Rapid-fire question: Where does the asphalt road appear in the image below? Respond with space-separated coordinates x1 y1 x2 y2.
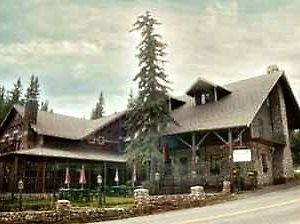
91 185 300 224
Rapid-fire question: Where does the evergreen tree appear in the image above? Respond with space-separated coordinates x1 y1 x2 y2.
91 91 104 119
0 85 7 122
41 100 49 112
25 75 40 101
127 89 135 110
125 11 172 180
9 78 22 105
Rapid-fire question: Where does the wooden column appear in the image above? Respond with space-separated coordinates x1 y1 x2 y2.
103 161 107 205
228 129 233 185
214 87 218 102
191 132 196 171
10 157 18 199
35 162 41 193
42 161 46 193
0 162 4 193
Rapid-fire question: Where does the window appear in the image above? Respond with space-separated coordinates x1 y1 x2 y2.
261 154 268 173
179 157 188 174
210 154 221 175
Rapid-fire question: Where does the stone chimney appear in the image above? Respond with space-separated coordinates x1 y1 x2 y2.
22 99 38 149
267 65 285 76
24 99 38 125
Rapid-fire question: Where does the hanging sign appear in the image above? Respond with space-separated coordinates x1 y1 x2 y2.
233 149 252 162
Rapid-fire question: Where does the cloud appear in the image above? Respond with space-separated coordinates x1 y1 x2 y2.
0 0 300 117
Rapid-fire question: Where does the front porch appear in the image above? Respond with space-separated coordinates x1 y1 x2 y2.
160 127 279 193
0 147 127 199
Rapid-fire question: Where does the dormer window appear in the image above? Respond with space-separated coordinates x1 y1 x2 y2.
186 77 231 106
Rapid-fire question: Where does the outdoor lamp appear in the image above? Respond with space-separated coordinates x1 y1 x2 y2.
18 179 24 191
97 174 103 185
155 172 160 182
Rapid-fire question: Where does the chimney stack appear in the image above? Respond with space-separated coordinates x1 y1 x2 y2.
22 98 38 149
24 98 38 125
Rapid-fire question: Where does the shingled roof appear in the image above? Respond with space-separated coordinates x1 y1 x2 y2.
165 72 300 135
13 105 125 140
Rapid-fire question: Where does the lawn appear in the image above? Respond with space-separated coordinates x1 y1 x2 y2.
0 196 134 212
71 196 134 208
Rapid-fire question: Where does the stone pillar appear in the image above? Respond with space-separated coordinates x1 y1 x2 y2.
222 180 231 194
56 199 71 211
190 186 205 198
277 84 294 179
270 83 294 182
134 188 150 208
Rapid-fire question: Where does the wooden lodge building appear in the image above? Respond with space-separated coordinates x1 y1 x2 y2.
161 68 300 192
0 103 127 194
0 66 300 195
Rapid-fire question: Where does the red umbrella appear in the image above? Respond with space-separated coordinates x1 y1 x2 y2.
79 165 86 189
64 167 70 188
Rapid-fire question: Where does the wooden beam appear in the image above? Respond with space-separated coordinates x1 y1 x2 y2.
233 128 246 144
196 132 210 149
176 136 192 149
213 131 228 145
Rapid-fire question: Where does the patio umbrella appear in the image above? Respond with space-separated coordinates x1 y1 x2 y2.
64 167 70 188
114 168 119 185
79 165 86 189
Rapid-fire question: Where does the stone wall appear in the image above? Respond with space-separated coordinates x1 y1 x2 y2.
0 189 233 224
251 142 274 185
270 83 294 181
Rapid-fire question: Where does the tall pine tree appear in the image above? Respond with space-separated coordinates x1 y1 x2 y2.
9 78 23 105
126 11 172 180
91 91 104 119
25 75 40 108
41 100 49 111
0 85 7 122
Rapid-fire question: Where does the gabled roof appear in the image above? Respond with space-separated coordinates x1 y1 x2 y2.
165 72 300 135
186 77 231 97
12 105 125 140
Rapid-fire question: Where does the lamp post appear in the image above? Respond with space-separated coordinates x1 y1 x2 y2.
18 179 24 211
154 172 160 194
97 174 103 207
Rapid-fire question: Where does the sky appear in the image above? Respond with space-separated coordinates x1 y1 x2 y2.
0 0 300 118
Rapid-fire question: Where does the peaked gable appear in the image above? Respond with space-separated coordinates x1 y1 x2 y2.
165 72 300 135
2 105 126 140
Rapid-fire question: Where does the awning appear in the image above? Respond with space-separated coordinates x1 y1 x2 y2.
2 147 126 163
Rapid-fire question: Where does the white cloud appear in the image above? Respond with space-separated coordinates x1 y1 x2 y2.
1 0 300 117
0 40 102 58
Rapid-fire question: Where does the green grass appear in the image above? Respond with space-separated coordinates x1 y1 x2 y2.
0 196 133 212
0 199 52 211
71 196 134 208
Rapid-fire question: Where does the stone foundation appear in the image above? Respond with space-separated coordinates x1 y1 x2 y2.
0 189 233 224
